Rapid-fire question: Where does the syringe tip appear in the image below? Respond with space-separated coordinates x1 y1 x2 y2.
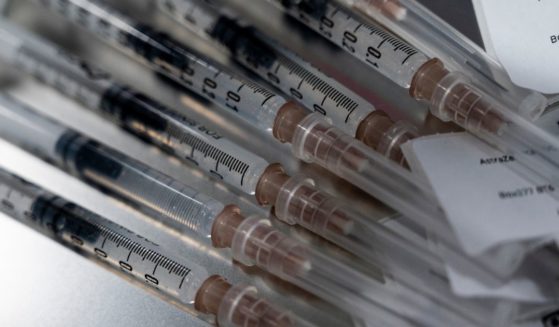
274 177 356 235
195 275 233 314
196 276 296 327
273 102 310 144
255 164 291 207
232 217 311 276
211 207 311 276
411 58 506 134
211 205 244 248
357 111 417 164
409 58 448 101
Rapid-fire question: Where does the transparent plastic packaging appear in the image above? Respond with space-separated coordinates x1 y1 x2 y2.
3 4 543 288
0 21 457 291
27 0 428 196
273 0 546 119
276 107 447 236
270 175 522 325
30 0 284 134
272 175 439 267
30 0 469 248
270 0 429 89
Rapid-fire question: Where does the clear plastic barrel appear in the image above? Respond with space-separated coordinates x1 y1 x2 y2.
0 167 208 306
270 0 429 89
0 94 224 241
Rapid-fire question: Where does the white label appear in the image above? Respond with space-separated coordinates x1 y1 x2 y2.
402 132 558 255
472 0 559 93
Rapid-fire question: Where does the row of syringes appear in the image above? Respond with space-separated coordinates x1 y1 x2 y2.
67 0 559 279
23 0 449 230
0 93 512 327
1 0 558 325
0 166 307 327
0 15 527 292
17 0 537 283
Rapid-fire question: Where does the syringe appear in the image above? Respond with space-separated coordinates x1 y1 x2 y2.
0 93 499 327
156 0 415 163
270 0 559 194
0 167 304 327
336 0 548 120
0 19 452 289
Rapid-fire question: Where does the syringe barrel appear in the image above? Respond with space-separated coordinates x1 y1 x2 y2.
273 0 429 89
1 167 320 327
0 20 112 109
31 0 286 133
55 132 225 239
0 95 224 241
0 168 208 305
100 85 269 194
